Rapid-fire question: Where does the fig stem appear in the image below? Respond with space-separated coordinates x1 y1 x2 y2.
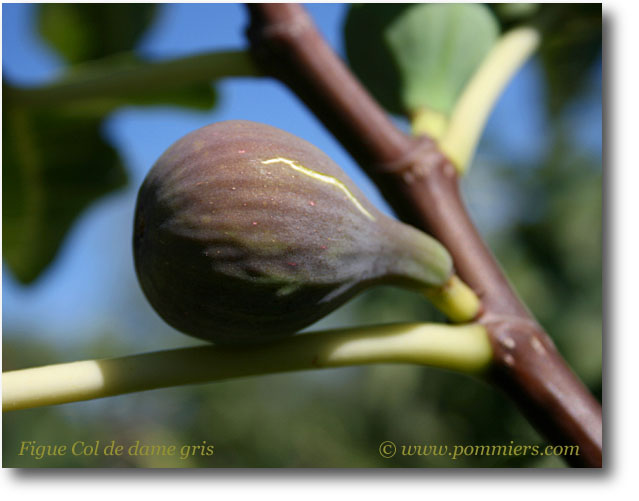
424 275 481 323
8 50 260 108
416 27 540 173
3 323 491 412
410 108 448 140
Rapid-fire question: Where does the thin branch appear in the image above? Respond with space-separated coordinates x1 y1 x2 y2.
246 3 601 468
7 50 260 108
3 323 491 412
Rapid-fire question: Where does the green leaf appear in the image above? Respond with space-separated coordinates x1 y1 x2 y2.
2 97 127 283
345 4 499 116
38 3 156 64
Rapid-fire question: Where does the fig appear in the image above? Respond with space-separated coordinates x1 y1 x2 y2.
133 120 454 344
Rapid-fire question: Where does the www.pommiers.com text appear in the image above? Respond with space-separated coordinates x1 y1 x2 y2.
378 440 579 460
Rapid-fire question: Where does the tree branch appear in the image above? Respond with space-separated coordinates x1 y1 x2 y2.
246 3 602 468
8 50 259 109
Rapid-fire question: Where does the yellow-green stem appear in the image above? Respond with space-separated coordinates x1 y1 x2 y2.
411 108 448 140
427 27 540 173
3 323 492 412
424 275 481 323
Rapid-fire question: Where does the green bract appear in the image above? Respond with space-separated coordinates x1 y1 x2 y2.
133 120 453 344
345 3 499 115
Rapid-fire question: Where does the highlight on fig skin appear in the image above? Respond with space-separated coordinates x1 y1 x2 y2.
133 120 469 345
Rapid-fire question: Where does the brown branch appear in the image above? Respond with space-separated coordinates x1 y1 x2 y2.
246 4 602 468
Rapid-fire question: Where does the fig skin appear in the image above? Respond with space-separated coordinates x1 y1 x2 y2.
134 120 452 344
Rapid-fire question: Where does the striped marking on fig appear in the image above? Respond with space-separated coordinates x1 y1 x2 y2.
261 157 375 221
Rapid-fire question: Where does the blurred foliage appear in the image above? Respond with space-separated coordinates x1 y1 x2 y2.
2 101 127 283
344 3 499 116
488 3 602 115
38 3 157 64
2 3 217 283
3 4 600 467
488 139 603 394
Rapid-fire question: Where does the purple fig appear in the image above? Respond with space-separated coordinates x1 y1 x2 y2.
133 120 453 344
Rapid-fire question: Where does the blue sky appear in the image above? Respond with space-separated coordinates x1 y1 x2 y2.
2 3 601 346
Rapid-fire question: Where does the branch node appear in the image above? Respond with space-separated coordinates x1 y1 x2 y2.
260 15 312 42
376 136 446 178
482 314 557 373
